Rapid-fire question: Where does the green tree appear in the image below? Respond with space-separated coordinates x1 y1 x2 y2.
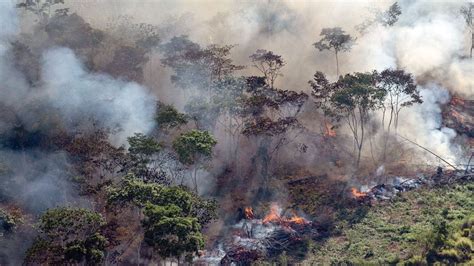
25 207 107 265
107 175 217 261
313 27 355 76
374 69 422 161
172 130 217 193
125 133 168 184
155 103 188 130
142 203 204 263
310 71 385 167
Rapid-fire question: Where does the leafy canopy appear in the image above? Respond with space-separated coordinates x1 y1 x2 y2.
25 207 107 265
172 130 217 165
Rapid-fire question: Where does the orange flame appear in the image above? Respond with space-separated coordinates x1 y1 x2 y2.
262 204 280 224
351 188 368 198
324 121 337 137
244 207 254 219
262 203 309 225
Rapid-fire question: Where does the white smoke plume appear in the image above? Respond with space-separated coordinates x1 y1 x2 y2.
67 0 472 165
42 47 156 145
350 0 471 164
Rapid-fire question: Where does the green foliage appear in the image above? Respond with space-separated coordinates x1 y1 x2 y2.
172 130 217 165
125 133 168 183
107 175 217 224
107 174 163 207
107 175 216 260
142 203 204 260
155 103 188 129
128 133 161 157
25 207 107 264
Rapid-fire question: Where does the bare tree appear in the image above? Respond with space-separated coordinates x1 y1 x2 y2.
313 27 355 77
249 49 285 88
461 3 474 58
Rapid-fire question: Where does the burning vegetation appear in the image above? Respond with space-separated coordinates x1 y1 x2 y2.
0 0 473 265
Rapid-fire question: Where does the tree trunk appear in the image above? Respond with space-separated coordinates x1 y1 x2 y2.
335 51 339 77
193 165 198 194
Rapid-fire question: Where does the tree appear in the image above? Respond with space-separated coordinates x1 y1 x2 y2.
375 69 422 132
250 49 286 88
461 3 474 58
16 0 66 24
124 133 168 184
313 27 356 76
378 2 402 27
25 207 107 265
107 175 217 262
310 71 385 167
160 36 244 91
155 103 188 131
374 69 422 161
142 203 203 263
241 77 308 186
172 130 217 193
356 2 402 34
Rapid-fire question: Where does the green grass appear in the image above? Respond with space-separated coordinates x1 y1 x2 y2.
305 183 474 264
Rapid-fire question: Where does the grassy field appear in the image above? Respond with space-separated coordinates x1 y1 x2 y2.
303 183 474 264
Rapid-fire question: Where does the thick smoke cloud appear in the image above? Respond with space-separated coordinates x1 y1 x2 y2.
42 48 156 145
0 0 156 216
349 0 471 164
67 0 471 165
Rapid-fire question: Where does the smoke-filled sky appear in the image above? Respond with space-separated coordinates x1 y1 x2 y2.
67 0 472 164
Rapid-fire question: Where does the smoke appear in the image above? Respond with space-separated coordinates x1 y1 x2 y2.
42 47 156 145
349 0 471 164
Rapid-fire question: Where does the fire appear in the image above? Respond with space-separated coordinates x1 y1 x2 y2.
262 203 308 225
324 121 336 137
287 215 307 225
351 188 368 198
244 207 254 219
262 204 280 224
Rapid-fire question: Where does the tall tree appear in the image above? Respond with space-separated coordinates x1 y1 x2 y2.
249 49 286 88
375 69 422 132
461 3 474 58
242 77 308 186
310 71 385 167
374 69 422 161
172 130 217 193
313 27 355 76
